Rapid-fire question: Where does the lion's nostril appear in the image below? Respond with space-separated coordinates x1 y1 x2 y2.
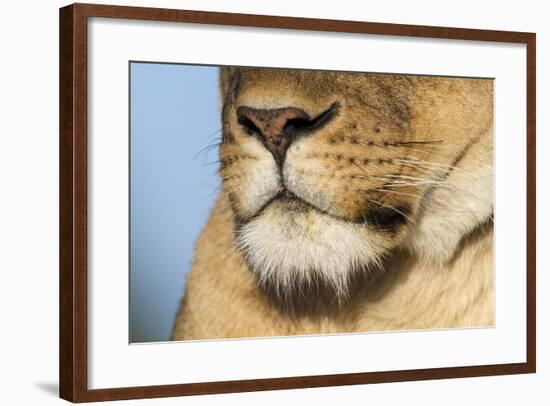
236 114 261 136
284 104 338 138
236 103 338 165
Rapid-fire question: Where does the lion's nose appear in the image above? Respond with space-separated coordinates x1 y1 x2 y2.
236 106 310 165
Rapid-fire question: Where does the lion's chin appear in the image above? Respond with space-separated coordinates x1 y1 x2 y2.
234 201 383 299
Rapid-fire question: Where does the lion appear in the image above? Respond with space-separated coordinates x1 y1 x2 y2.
172 67 493 340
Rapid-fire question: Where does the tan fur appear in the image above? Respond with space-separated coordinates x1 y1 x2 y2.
172 68 493 340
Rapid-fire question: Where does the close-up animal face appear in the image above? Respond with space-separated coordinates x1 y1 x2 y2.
218 67 493 297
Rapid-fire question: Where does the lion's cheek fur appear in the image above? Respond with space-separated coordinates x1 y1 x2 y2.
403 131 494 265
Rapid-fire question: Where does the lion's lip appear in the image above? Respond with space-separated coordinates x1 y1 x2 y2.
271 186 358 224
269 188 328 215
260 188 313 214
259 182 348 223
273 189 299 202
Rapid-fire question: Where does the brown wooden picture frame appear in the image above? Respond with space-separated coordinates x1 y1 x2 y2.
59 3 536 402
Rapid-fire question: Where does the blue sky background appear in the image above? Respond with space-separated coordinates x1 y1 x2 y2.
130 62 220 343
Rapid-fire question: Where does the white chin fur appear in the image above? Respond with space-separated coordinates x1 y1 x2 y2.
235 203 383 297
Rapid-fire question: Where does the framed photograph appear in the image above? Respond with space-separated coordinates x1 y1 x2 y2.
59 3 536 402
